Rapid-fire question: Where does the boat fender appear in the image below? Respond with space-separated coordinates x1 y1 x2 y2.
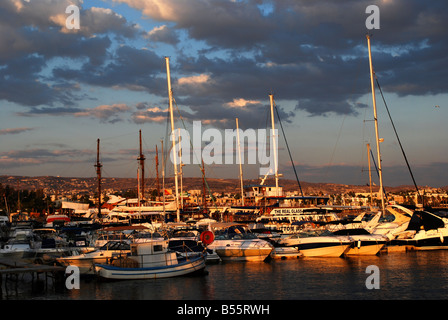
200 231 215 246
357 240 361 248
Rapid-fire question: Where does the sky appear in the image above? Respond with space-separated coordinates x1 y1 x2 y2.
0 0 447 189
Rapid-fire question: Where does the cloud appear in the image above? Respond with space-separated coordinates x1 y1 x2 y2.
226 98 261 109
146 25 179 45
0 127 35 135
74 103 131 122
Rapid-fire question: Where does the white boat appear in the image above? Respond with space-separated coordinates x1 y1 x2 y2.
389 210 448 251
207 223 273 262
331 228 388 256
275 230 352 257
167 227 220 263
366 205 413 240
56 241 130 274
94 239 206 280
0 228 41 260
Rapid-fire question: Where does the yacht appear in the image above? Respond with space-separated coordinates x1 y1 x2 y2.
275 230 352 257
389 210 448 251
207 223 273 262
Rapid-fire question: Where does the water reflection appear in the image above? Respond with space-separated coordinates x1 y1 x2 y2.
10 251 448 300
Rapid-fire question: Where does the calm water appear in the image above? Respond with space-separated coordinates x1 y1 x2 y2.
4 250 448 302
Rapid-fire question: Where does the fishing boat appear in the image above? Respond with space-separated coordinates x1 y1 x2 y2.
56 241 130 274
94 239 206 280
275 230 352 257
207 223 273 262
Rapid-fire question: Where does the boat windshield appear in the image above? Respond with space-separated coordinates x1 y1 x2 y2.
214 225 258 240
99 241 130 251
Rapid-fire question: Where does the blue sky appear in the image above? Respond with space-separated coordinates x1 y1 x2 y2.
0 0 447 188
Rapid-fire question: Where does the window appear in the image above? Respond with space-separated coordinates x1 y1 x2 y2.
153 245 163 252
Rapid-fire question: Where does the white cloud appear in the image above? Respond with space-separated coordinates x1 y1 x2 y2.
225 98 261 108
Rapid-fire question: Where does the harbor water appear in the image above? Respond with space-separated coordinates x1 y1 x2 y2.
4 250 448 301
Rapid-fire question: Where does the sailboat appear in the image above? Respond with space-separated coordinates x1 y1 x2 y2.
254 94 340 233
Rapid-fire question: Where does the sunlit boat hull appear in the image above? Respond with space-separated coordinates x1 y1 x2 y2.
95 254 206 280
210 239 273 262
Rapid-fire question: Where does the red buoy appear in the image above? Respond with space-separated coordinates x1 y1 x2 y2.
200 231 215 245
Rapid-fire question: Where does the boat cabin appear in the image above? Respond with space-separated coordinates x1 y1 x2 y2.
129 240 178 268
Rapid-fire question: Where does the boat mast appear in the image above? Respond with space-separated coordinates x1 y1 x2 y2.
138 129 146 204
269 94 279 197
161 140 166 218
367 143 373 210
367 34 386 214
165 57 180 222
155 144 160 200
236 118 245 206
178 128 184 210
94 138 102 219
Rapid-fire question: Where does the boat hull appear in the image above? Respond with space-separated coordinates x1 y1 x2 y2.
279 236 352 258
214 247 273 262
210 239 273 262
58 256 113 274
299 244 350 257
94 255 206 280
345 242 386 256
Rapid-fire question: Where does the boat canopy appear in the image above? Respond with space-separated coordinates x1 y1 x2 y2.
405 211 445 232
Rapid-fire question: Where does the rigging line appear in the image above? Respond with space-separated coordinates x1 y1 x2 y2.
374 76 423 206
273 100 304 196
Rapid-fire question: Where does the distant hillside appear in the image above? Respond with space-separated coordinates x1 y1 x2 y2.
0 175 440 195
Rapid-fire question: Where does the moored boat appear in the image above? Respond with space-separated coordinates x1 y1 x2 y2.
94 239 206 280
275 230 352 257
207 223 273 262
56 241 130 274
331 228 387 256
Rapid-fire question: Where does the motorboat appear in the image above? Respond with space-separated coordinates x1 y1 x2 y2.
275 230 352 257
56 241 130 274
331 228 388 256
207 223 273 262
0 227 41 260
94 239 206 280
325 213 388 255
367 205 413 240
167 227 220 263
389 210 448 251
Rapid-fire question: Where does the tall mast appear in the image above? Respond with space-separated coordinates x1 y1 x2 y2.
161 140 166 217
367 143 373 210
137 129 146 204
367 34 386 213
165 56 180 222
155 144 160 200
94 138 102 218
236 118 245 206
178 128 184 210
269 94 279 197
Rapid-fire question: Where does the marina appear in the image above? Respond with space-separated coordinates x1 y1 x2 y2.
3 250 448 301
0 2 447 312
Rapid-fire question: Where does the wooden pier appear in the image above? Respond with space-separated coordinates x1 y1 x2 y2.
0 258 65 297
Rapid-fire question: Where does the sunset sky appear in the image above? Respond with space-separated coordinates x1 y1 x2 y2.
0 0 447 188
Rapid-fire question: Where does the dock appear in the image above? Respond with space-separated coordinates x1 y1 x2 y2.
0 258 65 297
